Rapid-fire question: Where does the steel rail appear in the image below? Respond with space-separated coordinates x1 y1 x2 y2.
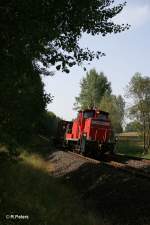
67 151 150 180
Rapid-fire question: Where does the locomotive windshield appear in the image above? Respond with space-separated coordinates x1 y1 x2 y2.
83 111 95 119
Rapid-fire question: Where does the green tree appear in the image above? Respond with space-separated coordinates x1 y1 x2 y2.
0 1 129 151
74 69 111 109
126 73 150 153
0 68 52 153
125 121 142 132
100 94 125 133
38 111 60 138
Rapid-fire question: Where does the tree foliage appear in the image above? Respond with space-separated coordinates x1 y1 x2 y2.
38 111 60 138
1 0 129 74
0 68 52 152
126 73 150 152
125 121 142 132
100 94 125 133
74 69 111 109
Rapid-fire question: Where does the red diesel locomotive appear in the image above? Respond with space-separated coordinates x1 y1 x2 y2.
65 109 116 156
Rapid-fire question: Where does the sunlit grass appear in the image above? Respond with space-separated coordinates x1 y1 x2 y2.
20 151 54 173
116 133 150 159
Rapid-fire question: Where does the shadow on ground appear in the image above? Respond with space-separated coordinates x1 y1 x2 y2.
62 160 150 225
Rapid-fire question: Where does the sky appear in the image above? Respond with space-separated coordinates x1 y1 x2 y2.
43 0 150 121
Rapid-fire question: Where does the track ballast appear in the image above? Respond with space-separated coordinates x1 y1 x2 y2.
67 151 150 180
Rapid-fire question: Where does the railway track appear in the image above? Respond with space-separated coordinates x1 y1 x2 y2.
67 151 150 180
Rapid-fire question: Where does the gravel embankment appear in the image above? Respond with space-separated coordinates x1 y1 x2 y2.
47 150 92 176
47 150 150 225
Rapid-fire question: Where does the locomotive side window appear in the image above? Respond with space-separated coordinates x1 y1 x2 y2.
97 114 107 121
83 111 95 119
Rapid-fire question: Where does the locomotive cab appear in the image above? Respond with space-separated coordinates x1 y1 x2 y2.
65 109 115 156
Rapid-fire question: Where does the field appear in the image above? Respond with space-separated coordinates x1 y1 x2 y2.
116 132 150 159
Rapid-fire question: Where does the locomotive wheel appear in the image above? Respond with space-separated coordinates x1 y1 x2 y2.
100 143 115 155
109 143 115 154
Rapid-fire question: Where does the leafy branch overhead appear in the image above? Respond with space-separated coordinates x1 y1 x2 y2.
1 0 130 74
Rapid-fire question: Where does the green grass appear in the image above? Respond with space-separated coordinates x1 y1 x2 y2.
0 151 109 225
116 134 150 159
